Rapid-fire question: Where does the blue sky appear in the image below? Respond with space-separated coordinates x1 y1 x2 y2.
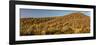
20 8 90 18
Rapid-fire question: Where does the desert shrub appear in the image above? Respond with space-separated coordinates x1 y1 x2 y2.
80 27 90 33
63 27 74 34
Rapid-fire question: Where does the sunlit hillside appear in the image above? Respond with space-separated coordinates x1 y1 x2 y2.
20 12 90 36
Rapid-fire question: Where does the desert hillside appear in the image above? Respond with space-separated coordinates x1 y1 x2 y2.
20 12 90 36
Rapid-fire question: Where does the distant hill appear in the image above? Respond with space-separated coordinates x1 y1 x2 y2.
20 12 90 36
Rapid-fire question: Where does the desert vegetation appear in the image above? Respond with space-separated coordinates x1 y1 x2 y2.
20 12 90 36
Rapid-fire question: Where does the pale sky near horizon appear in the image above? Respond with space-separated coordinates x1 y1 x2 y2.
20 8 90 18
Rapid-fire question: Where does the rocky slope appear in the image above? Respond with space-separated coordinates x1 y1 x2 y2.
20 12 90 36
